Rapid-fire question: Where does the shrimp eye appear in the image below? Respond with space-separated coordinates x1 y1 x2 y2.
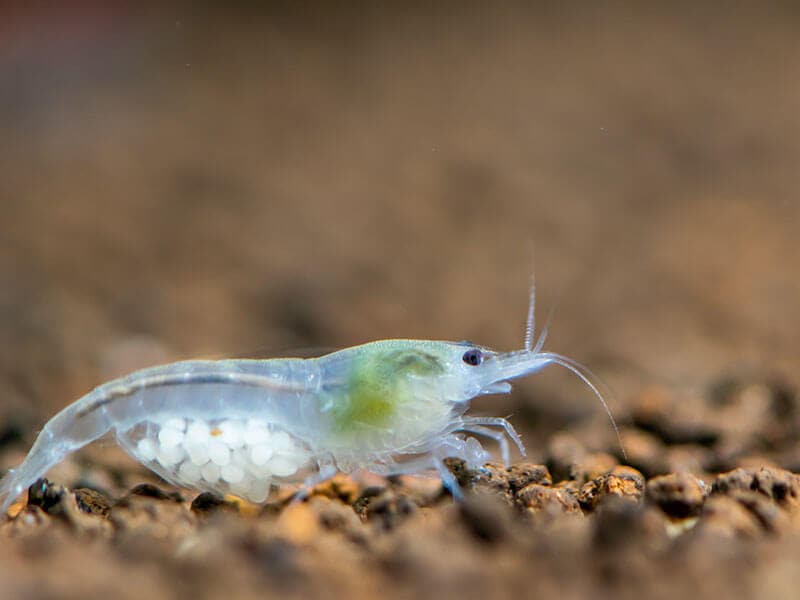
462 349 483 366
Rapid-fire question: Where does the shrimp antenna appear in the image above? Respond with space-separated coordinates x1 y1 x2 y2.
532 301 558 355
523 270 536 352
537 351 627 460
525 254 558 354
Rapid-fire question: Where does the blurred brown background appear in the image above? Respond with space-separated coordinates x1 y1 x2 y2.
1 1 798 458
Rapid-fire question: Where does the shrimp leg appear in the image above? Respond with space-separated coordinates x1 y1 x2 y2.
290 464 339 503
390 450 463 500
458 425 512 466
455 416 526 458
371 435 494 500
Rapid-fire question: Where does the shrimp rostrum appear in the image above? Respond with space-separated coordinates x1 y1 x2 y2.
0 288 620 511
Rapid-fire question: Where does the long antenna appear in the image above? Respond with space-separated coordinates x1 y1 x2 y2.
536 351 627 460
532 302 558 354
523 275 536 352
523 254 536 351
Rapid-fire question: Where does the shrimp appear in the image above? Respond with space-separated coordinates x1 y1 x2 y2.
0 281 621 512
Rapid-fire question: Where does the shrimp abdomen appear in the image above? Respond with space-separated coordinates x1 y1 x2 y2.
1 358 322 512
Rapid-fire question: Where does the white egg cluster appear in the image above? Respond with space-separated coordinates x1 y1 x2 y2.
134 417 310 503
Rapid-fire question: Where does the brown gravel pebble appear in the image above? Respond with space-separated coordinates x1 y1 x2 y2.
458 493 514 544
619 429 670 477
444 459 553 505
190 492 239 516
516 483 580 515
358 489 418 531
26 478 65 515
632 386 721 446
122 483 184 503
646 472 708 518
504 463 553 491
74 488 113 517
696 496 763 539
712 467 800 511
728 490 789 534
310 474 361 504
577 466 645 512
546 432 589 482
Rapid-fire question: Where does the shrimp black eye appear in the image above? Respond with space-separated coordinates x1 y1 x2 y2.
462 349 483 366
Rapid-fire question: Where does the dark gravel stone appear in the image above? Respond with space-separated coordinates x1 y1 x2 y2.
26 478 65 514
517 483 580 514
712 467 800 509
190 492 236 515
73 488 112 516
364 490 417 531
646 472 707 518
578 466 645 512
126 483 184 502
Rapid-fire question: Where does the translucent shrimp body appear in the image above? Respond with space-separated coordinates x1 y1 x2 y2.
0 292 620 511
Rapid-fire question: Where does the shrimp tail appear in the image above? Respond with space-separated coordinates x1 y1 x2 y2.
0 393 112 515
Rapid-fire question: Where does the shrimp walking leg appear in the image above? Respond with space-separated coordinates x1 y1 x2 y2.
457 425 511 466
290 464 338 503
455 416 526 458
383 451 464 500
433 458 463 500
372 434 494 499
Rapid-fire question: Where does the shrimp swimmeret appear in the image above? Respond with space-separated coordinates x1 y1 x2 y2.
0 284 621 511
